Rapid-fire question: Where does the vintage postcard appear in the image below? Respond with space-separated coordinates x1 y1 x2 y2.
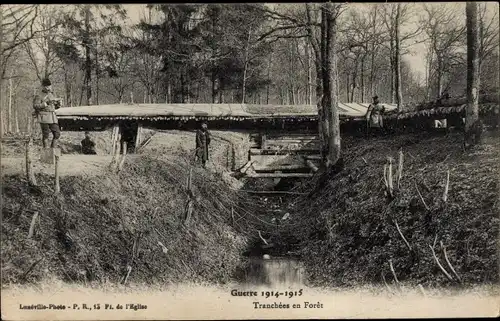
1 2 499 320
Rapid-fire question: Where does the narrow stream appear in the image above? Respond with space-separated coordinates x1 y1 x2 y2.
243 256 305 287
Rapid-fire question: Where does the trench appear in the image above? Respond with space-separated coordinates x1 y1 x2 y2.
236 178 307 288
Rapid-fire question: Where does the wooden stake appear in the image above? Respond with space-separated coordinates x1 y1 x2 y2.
25 137 37 186
134 123 143 153
118 142 127 171
442 170 450 203
388 157 394 197
397 149 404 189
28 211 39 239
54 155 60 194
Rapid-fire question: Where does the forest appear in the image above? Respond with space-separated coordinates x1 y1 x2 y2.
0 3 498 135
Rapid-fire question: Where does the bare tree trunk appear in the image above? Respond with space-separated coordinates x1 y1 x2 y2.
345 72 350 103
321 6 330 158
465 2 480 146
211 71 217 103
219 79 224 103
350 62 357 103
266 51 272 104
436 54 443 98
0 110 4 136
15 109 19 133
69 83 73 107
305 3 326 156
95 40 99 105
242 27 252 103
425 46 433 101
167 81 172 103
324 3 341 167
186 77 190 103
64 66 71 107
389 24 396 104
305 39 312 105
84 5 92 105
369 8 378 98
361 53 366 102
8 74 12 133
395 3 403 110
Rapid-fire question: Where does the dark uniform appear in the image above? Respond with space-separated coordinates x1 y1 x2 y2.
33 78 62 148
366 95 386 136
195 123 211 168
81 134 97 154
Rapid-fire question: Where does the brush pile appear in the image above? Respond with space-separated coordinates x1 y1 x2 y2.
286 131 499 288
1 154 267 286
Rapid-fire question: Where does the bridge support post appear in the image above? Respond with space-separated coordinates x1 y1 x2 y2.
110 123 121 155
134 123 143 153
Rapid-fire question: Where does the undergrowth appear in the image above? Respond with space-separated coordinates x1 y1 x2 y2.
283 131 500 288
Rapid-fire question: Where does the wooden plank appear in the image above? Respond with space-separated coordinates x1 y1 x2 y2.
305 155 322 160
250 148 320 155
249 154 305 168
246 172 314 178
265 138 319 144
253 164 309 172
265 135 319 140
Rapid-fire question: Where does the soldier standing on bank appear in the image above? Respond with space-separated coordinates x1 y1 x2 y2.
33 78 62 148
195 122 211 168
365 95 386 137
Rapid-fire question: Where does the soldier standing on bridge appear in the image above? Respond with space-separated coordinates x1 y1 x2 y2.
365 95 386 137
33 78 62 148
195 122 211 168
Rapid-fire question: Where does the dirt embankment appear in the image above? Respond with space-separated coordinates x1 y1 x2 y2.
279 131 500 288
1 151 260 286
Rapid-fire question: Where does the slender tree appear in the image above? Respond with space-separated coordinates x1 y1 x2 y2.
465 2 480 147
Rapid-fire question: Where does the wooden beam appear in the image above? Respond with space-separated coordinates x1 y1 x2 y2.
304 155 322 160
250 148 320 155
239 160 256 173
265 135 319 140
253 164 309 172
306 160 319 172
246 172 314 178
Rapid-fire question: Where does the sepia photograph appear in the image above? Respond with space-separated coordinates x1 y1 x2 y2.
1 2 499 319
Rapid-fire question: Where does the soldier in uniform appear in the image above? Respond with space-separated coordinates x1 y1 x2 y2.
195 122 211 168
33 78 62 148
365 95 386 137
81 131 97 155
